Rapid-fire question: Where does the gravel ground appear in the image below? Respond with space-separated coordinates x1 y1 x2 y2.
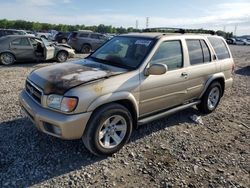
0 46 249 187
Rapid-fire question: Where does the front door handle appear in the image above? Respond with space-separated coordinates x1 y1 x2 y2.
181 72 188 77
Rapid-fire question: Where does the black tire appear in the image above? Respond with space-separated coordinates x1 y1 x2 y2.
56 51 68 62
197 81 222 114
81 44 91 54
0 52 15 65
61 38 67 44
82 103 133 156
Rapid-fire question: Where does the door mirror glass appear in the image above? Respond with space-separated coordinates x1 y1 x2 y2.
145 63 168 76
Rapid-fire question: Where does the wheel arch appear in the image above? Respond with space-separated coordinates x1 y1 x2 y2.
0 51 17 62
87 92 139 129
56 50 69 57
199 74 225 99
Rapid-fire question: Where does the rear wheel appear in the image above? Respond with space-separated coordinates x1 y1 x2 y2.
197 82 222 114
56 51 68 62
82 103 133 156
0 53 15 65
81 44 91 54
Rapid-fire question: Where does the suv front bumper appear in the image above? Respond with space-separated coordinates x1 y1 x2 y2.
19 90 91 140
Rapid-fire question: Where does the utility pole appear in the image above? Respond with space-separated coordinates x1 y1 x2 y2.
234 24 238 36
146 17 149 29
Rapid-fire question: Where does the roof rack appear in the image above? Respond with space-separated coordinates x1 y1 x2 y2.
142 27 216 35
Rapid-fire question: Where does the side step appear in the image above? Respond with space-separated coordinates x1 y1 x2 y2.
138 100 201 125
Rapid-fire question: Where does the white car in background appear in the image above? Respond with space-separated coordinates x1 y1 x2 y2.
235 38 250 45
35 32 52 39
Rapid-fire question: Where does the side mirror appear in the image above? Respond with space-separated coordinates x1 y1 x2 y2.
145 63 168 76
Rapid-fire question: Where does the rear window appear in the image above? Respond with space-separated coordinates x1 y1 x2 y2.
69 32 77 38
208 37 230 60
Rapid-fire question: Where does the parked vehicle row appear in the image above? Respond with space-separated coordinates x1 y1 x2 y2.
0 35 75 65
226 38 250 45
1 29 111 55
19 33 234 155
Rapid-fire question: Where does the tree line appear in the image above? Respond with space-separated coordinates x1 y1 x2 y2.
0 19 138 34
0 19 233 38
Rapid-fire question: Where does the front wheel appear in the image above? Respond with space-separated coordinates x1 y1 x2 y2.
56 51 68 62
197 82 222 114
0 53 15 65
82 103 133 156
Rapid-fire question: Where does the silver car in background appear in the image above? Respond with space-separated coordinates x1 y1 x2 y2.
68 31 109 53
0 35 75 65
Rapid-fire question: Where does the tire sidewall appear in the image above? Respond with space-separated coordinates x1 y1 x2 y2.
204 82 222 113
84 104 133 155
0 53 15 65
57 51 68 62
81 44 91 54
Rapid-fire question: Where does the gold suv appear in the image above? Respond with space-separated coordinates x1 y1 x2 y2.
20 33 234 155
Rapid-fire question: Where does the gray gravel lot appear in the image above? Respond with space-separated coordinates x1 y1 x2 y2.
0 46 249 187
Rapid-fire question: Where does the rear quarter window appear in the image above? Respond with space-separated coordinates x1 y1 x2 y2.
208 37 230 60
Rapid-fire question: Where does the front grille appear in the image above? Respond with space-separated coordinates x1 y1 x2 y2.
26 80 43 104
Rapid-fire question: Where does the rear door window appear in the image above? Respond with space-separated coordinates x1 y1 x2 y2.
208 37 230 60
11 38 22 45
186 39 211 65
186 40 203 65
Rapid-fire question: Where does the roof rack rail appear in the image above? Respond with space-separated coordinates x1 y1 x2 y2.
142 27 216 35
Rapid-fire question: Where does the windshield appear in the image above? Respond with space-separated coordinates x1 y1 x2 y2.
89 36 155 69
41 38 52 46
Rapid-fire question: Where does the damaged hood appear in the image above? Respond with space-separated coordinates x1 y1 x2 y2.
28 59 127 95
55 43 72 49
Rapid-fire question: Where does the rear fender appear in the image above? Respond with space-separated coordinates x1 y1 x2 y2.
199 73 225 98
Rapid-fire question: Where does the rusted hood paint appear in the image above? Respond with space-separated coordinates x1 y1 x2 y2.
28 59 126 95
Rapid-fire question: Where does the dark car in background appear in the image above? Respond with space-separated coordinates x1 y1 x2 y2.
54 32 70 43
67 31 109 53
0 29 26 38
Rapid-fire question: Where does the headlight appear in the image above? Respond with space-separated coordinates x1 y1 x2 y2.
47 95 78 112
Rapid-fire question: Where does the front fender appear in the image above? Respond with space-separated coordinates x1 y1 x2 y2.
87 91 139 117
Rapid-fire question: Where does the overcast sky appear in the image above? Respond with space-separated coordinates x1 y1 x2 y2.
0 0 250 35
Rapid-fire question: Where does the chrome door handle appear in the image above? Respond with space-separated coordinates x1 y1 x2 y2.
181 72 188 77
